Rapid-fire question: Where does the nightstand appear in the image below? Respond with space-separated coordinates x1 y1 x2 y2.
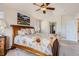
0 36 7 56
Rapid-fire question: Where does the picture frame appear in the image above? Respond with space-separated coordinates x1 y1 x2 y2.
17 13 30 25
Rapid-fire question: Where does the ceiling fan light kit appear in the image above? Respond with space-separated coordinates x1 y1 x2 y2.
41 8 46 11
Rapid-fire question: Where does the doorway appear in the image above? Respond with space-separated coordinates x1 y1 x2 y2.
50 22 56 34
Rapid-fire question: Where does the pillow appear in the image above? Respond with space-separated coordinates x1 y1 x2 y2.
32 35 42 46
49 34 57 47
30 29 35 34
25 29 31 35
18 29 26 36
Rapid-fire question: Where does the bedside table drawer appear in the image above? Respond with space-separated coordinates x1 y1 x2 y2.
0 39 4 49
0 36 7 56
0 39 2 43
0 45 4 49
0 49 4 56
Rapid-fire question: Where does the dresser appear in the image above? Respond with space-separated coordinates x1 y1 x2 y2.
0 36 7 56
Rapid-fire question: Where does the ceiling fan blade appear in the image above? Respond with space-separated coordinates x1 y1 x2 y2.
41 3 49 7
47 7 55 10
36 9 40 11
33 3 41 7
41 3 44 7
43 10 46 14
46 3 50 6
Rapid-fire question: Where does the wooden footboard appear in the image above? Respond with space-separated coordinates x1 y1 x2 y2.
52 39 59 56
13 39 59 56
13 44 48 56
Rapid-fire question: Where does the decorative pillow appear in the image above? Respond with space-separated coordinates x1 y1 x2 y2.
18 29 26 36
32 34 42 46
49 34 57 47
30 29 35 34
25 29 31 35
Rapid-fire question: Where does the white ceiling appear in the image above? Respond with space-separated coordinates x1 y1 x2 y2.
2 3 79 20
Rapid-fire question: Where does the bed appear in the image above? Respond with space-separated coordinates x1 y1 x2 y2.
11 25 59 56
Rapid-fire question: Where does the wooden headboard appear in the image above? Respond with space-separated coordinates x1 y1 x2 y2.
11 25 34 48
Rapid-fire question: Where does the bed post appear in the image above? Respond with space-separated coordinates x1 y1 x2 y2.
52 39 59 56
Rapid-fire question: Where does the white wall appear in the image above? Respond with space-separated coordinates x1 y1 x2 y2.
41 20 50 34
60 15 77 41
3 7 17 25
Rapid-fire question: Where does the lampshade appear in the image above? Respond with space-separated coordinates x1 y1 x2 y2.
0 12 5 19
0 19 7 35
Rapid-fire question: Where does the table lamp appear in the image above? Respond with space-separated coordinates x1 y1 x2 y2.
0 19 7 36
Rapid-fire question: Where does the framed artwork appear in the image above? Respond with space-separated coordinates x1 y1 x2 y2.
17 13 30 25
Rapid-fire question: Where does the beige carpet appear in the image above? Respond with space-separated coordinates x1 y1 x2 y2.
59 40 79 56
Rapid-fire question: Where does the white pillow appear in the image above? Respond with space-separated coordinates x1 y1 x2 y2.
30 29 35 34
18 29 26 36
25 29 31 35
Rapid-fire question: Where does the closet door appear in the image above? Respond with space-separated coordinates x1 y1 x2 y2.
50 22 56 34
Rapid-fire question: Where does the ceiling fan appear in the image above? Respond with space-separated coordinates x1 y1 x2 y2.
33 3 55 14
